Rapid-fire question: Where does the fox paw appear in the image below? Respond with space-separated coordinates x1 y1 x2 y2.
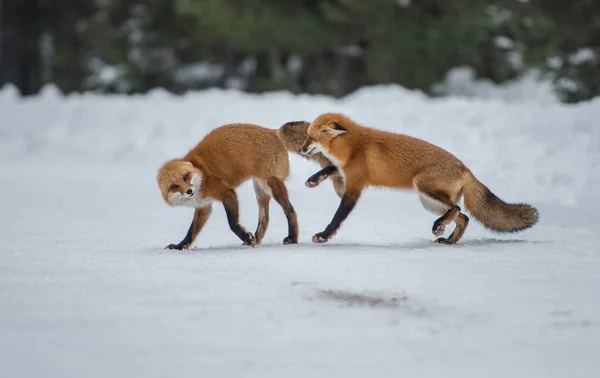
305 172 327 188
242 233 257 247
305 178 322 188
312 232 329 244
165 243 189 250
432 223 446 237
434 237 455 245
283 236 298 245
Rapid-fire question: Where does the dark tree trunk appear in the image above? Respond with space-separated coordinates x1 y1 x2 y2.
0 0 43 95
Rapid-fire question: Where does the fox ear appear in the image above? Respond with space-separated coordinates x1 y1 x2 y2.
327 122 347 136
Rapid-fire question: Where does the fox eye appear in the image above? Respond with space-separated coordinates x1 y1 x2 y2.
183 174 189 181
170 184 178 191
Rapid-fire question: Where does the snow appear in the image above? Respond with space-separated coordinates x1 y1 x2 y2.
174 63 225 84
1 81 600 378
568 48 596 65
433 67 559 104
493 35 514 49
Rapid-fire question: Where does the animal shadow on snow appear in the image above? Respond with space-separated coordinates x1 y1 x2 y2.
156 237 540 254
309 237 540 252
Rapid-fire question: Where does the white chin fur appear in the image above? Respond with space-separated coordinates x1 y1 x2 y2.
314 145 344 179
169 192 194 207
312 144 334 163
303 143 319 156
168 173 213 208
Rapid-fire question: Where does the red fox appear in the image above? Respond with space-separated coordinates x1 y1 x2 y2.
277 121 345 197
157 123 298 250
299 113 539 245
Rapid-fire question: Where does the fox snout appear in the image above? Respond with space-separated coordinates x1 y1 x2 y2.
299 139 318 156
299 146 317 156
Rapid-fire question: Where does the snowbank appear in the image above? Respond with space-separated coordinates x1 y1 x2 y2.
433 67 560 104
1 82 599 208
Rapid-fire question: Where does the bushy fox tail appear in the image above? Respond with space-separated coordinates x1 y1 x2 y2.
463 173 538 233
276 121 311 154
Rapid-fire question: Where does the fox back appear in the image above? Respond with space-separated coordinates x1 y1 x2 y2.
186 123 290 188
302 113 467 189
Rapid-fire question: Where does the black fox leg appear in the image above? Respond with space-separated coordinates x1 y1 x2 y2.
416 189 468 245
222 190 256 246
432 205 461 237
305 165 339 188
439 213 469 245
166 205 213 250
313 189 361 243
413 169 470 244
314 155 344 197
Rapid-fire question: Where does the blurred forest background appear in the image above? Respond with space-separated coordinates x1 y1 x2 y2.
1 0 598 102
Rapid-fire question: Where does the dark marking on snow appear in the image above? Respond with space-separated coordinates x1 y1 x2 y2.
318 289 408 309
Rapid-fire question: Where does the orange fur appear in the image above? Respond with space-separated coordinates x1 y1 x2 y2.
157 123 299 249
300 113 538 245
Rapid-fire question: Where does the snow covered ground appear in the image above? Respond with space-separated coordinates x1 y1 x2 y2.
1 82 599 378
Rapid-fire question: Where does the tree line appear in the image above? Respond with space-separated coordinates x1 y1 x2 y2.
1 0 598 102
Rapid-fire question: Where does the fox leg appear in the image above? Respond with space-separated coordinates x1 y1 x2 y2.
413 171 470 245
253 179 272 245
266 177 299 244
305 162 345 198
331 175 345 198
166 205 213 250
318 159 345 198
312 187 362 243
221 189 257 247
444 213 469 244
305 154 345 197
415 189 470 245
305 165 338 187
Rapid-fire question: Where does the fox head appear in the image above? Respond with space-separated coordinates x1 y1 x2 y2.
157 159 203 207
299 114 348 156
278 121 310 151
